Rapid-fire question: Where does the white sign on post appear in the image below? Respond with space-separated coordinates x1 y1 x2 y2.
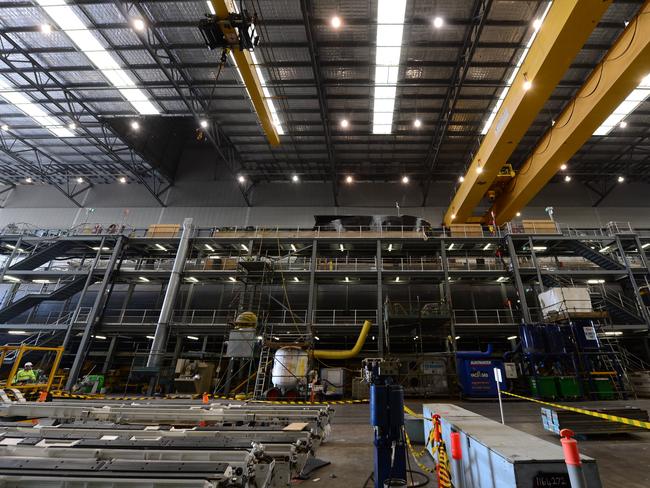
494 367 505 425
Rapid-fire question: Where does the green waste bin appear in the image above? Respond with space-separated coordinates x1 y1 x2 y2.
556 376 581 400
529 376 558 400
591 377 615 400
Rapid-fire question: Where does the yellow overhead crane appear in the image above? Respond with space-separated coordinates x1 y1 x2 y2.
203 0 280 146
443 0 611 227
490 1 650 225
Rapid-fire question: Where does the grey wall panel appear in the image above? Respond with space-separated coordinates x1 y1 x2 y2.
5 185 79 208
160 206 248 227
247 207 329 227
0 207 78 228
166 181 247 206
84 183 162 207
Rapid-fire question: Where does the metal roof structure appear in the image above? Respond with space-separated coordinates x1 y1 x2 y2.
0 0 647 206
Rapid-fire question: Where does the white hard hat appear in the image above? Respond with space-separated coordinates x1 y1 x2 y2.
24 362 33 367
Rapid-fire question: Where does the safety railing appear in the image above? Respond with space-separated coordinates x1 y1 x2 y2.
381 257 443 271
452 308 521 325
315 257 377 271
311 309 378 325
446 257 508 271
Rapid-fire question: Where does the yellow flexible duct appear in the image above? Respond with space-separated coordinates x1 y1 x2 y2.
313 320 372 360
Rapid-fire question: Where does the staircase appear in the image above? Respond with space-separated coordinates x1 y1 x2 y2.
589 287 644 324
564 240 624 270
8 241 77 271
0 277 87 323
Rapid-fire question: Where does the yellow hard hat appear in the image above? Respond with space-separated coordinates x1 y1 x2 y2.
234 311 257 327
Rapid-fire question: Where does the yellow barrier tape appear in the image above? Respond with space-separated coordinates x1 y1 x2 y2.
403 427 437 474
502 390 650 430
50 390 368 405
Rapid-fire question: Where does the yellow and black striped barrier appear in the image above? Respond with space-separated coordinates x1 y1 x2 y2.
49 390 368 405
501 390 650 430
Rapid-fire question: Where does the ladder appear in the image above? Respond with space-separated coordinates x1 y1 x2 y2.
253 340 273 400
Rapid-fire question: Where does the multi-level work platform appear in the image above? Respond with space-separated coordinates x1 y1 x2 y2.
0 219 649 395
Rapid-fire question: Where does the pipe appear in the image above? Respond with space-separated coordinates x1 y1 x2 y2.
313 320 372 360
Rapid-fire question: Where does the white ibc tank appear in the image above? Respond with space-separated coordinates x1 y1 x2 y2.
271 347 309 390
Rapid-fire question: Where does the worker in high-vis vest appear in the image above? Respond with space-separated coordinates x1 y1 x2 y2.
14 362 37 384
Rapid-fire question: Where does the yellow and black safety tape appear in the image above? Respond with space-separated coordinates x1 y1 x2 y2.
49 390 368 405
403 427 437 474
501 390 650 430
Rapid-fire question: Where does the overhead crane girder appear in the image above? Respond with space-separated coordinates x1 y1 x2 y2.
490 1 650 225
210 0 281 146
443 0 611 226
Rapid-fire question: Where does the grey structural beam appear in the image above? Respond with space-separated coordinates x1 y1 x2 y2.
147 218 194 371
376 240 383 357
440 238 456 352
113 0 253 206
66 236 125 389
0 31 171 204
300 0 339 206
306 239 318 335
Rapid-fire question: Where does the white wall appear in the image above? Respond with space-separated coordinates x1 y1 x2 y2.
2 173 649 230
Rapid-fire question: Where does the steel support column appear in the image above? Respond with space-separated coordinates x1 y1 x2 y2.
66 236 125 389
529 237 545 293
101 336 118 375
440 239 456 352
306 239 318 334
62 238 106 352
376 240 384 356
0 235 21 282
506 236 531 323
147 218 194 370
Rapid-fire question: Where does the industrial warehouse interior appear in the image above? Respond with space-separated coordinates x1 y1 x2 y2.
1 0 650 486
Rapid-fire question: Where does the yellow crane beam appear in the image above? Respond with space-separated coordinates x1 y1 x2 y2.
443 0 611 226
490 1 650 225
210 0 280 146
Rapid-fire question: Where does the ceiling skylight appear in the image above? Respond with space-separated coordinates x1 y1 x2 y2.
593 73 650 135
480 2 552 135
35 0 159 115
0 74 74 137
372 0 407 134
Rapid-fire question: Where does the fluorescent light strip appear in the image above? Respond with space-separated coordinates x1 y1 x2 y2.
207 1 284 134
0 75 74 137
372 0 407 134
481 2 552 135
593 73 650 135
35 0 158 115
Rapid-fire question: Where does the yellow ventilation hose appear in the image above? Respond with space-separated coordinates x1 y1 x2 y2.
312 320 372 360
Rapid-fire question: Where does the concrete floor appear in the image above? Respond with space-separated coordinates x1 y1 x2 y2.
310 399 650 488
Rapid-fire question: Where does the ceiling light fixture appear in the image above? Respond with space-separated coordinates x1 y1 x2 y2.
516 212 521 217
40 23 52 33
480 2 552 135
594 73 650 136
458 175 464 182
402 176 409 184
617 175 625 183
507 335 518 340
237 175 245 183
118 176 127 183
292 174 299 183
200 119 208 128
0 124 8 131
25 177 33 183
388 244 393 252
560 163 567 170
186 335 199 341
476 166 483 174
154 243 166 251
372 0 407 134
331 16 342 29
229 276 237 282
76 177 84 184
433 16 444 29
346 175 353 183
290 244 297 252
241 243 249 252
131 121 140 130
186 277 199 283
522 78 532 91
564 175 572 182
204 244 215 252
35 0 159 115
132 18 145 31
414 119 422 128
339 244 345 252
138 276 150 282
340 119 349 128
293 276 300 282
